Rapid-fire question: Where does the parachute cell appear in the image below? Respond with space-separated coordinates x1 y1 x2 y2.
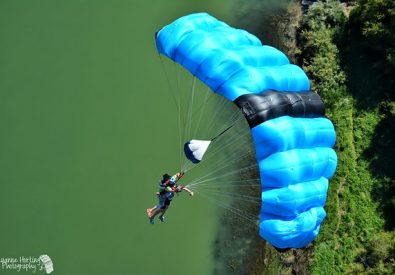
156 13 337 249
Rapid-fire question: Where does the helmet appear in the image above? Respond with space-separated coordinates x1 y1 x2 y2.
162 173 171 183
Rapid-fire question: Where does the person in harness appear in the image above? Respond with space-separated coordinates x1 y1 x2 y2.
147 172 193 224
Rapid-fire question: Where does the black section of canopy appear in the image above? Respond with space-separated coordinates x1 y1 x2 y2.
233 90 325 128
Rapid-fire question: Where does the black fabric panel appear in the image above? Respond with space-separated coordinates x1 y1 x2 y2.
233 90 325 128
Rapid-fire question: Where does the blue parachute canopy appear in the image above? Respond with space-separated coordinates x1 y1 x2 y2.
156 13 337 249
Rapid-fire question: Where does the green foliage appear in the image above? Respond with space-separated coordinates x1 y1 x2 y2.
367 103 395 229
298 0 347 107
238 0 395 273
302 0 346 29
349 0 395 96
268 1 303 62
350 0 395 47
367 231 395 265
350 231 395 274
297 0 394 274
344 0 395 230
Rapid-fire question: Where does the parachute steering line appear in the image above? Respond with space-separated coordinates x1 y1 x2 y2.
194 189 260 226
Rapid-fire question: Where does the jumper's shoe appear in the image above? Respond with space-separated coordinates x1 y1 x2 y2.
149 217 154 224
158 215 165 222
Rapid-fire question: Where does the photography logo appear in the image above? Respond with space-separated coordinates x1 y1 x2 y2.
39 255 53 274
0 254 54 273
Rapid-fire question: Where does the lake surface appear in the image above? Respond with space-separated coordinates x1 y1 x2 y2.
0 1 240 274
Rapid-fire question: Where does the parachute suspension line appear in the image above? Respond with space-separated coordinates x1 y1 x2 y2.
209 114 244 144
207 97 244 138
192 181 261 189
222 109 244 129
194 189 259 225
158 55 180 112
159 55 184 169
173 63 190 170
196 184 262 190
203 110 244 151
188 150 255 182
212 110 244 138
183 115 250 173
182 137 250 173
188 88 219 124
210 124 235 142
182 159 195 173
188 159 258 187
193 86 211 138
220 106 241 123
188 162 258 189
174 63 186 127
185 77 197 141
187 178 261 189
182 115 247 172
218 127 250 151
185 143 254 176
199 132 252 166
205 134 251 164
177 68 185 170
178 98 183 170
182 160 190 173
194 189 262 204
181 128 249 174
180 77 198 170
182 161 196 173
204 96 229 136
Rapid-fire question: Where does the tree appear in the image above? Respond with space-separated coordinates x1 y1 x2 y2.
349 0 395 99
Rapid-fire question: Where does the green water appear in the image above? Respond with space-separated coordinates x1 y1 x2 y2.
0 1 238 274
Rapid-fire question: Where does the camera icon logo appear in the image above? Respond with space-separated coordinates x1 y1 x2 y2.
39 255 53 274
